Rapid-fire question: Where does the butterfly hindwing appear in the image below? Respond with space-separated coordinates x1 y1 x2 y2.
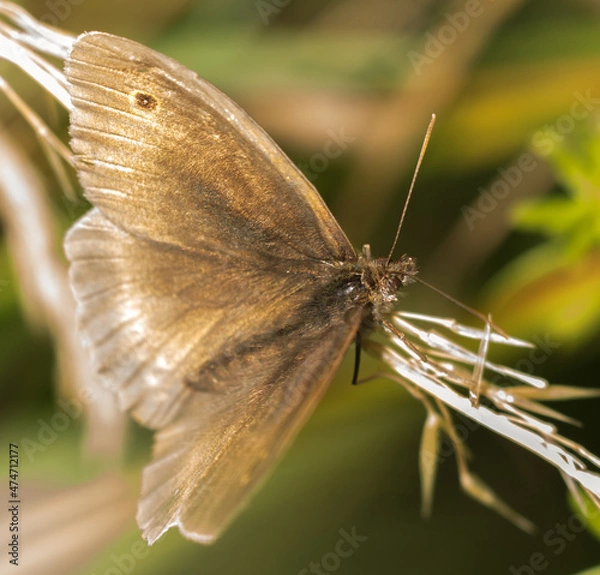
138 304 362 543
65 208 357 426
65 207 362 542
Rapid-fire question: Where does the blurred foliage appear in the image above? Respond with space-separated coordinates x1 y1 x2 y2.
1 1 600 574
575 490 600 543
486 122 600 344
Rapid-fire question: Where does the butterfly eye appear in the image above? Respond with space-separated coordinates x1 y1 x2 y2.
384 276 403 294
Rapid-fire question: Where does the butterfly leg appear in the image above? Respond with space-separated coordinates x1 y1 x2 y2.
382 318 428 363
351 331 362 386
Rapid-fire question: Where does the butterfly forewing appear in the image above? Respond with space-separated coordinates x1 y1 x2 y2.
64 32 364 542
65 32 355 262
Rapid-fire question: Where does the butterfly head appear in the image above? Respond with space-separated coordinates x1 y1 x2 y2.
355 244 418 317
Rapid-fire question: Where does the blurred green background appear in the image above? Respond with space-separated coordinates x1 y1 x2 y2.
1 0 600 574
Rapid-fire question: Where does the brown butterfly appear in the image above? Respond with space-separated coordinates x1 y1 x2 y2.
64 32 417 544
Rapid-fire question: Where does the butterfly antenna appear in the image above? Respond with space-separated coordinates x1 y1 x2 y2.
413 275 509 338
386 114 436 265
